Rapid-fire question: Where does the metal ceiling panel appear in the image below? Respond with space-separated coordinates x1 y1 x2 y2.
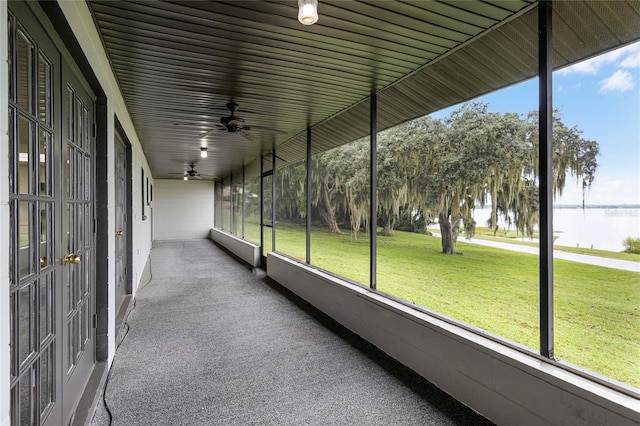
86 1 639 180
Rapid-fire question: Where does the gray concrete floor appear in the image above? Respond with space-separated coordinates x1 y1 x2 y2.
91 239 493 425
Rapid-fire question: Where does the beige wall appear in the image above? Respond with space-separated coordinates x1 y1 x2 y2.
154 179 214 240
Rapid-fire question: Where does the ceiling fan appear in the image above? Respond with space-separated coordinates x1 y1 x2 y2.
195 102 287 143
184 163 201 179
170 163 204 180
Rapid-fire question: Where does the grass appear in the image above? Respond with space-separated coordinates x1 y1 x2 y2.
266 221 640 389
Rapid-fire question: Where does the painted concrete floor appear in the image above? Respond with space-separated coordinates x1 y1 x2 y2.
91 239 493 425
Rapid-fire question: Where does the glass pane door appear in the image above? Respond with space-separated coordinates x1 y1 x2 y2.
61 61 95 425
114 132 128 311
8 8 59 425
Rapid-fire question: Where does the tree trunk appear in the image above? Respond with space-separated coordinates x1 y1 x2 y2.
320 178 342 234
491 205 499 237
381 212 392 236
490 186 499 237
439 213 455 254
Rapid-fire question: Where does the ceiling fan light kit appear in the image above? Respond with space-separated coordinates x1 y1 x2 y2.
298 0 318 26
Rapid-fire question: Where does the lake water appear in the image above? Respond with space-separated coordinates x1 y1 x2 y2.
473 207 640 252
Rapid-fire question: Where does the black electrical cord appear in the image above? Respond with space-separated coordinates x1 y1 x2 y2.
99 250 153 425
102 357 113 425
101 300 135 426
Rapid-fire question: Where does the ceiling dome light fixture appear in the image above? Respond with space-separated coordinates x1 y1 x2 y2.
298 0 318 25
200 147 208 158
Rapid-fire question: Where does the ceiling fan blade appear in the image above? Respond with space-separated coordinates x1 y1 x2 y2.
245 125 288 135
195 129 218 139
239 129 259 143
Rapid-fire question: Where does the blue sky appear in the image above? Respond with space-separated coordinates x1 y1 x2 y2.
432 41 640 205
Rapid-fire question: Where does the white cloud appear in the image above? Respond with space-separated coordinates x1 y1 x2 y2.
620 51 640 68
599 70 634 93
556 82 581 93
557 60 599 75
557 41 640 75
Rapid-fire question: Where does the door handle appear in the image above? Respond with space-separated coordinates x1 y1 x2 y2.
115 230 124 236
64 254 81 265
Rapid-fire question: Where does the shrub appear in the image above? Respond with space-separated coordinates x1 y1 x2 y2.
622 236 640 254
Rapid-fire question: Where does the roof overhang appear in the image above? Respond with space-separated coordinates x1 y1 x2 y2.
87 1 640 179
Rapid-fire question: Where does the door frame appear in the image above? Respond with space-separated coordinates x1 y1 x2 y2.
113 119 133 333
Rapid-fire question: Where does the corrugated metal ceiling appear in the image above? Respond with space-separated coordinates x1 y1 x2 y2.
86 1 640 179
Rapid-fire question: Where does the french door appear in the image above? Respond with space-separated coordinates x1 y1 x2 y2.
114 131 129 312
8 2 96 425
61 60 96 425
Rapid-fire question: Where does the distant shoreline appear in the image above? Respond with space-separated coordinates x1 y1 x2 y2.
477 205 640 209
556 204 640 209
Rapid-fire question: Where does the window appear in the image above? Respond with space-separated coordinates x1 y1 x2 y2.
262 172 273 254
243 161 261 244
274 159 306 261
140 168 146 220
222 175 231 232
309 100 371 285
214 180 223 229
375 93 542 351
553 42 640 389
231 171 242 237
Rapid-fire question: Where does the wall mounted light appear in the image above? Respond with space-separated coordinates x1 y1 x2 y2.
200 147 208 158
183 175 188 181
298 0 318 25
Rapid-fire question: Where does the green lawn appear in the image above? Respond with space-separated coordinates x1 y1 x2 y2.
267 221 640 389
